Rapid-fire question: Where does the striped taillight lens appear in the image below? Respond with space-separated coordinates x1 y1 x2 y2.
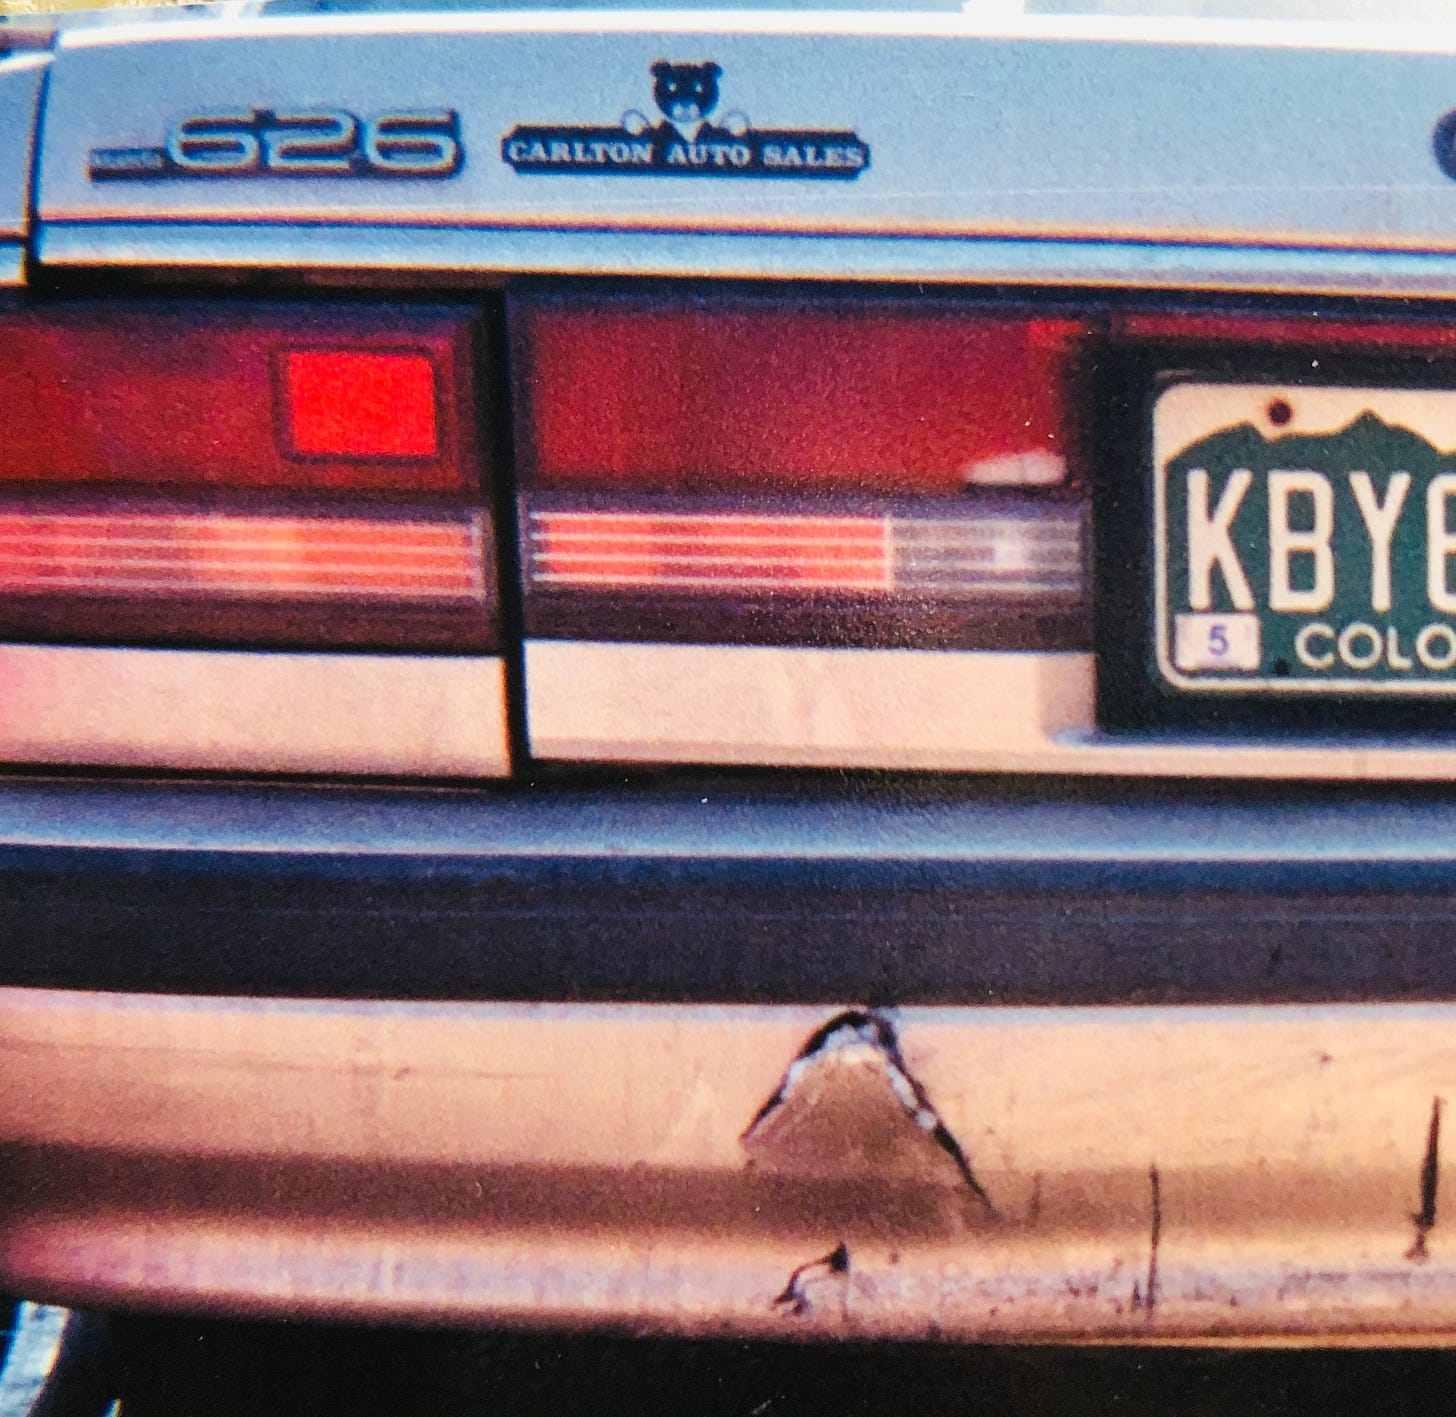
513 288 1090 650
0 509 487 600
0 301 494 652
527 507 1083 599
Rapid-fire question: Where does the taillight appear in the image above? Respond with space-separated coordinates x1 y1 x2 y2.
513 288 1090 650
525 301 1081 494
0 301 494 652
527 507 1081 600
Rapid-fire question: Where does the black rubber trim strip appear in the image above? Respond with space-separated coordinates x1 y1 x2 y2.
2 774 1456 1005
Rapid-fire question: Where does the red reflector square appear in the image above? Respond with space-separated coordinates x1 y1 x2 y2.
284 350 439 458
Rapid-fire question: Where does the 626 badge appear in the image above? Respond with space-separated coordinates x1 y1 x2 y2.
88 109 462 180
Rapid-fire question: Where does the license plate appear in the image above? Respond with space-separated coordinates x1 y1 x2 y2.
1154 381 1456 695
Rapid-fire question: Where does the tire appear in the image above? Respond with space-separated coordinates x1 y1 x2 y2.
0 1303 114 1417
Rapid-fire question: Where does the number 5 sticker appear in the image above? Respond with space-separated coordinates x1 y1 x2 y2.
1174 613 1261 672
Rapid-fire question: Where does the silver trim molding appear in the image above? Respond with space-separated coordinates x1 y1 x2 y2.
40 223 1456 296
0 644 511 776
526 640 1456 778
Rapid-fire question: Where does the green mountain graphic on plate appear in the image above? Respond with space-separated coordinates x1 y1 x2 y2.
1169 410 1450 476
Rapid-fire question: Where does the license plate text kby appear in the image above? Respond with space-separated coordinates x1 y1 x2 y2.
1156 382 1456 695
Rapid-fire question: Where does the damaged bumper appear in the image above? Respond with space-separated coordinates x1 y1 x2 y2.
3 991 1456 1341
5 778 1456 1338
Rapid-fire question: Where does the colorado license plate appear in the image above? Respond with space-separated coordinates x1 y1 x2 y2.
1155 381 1456 695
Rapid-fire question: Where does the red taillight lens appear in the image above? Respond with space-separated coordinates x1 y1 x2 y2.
0 301 494 652
522 299 1084 495
531 510 893 591
514 290 1089 650
0 303 470 491
1112 309 1456 353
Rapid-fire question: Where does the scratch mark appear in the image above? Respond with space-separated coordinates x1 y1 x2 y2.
1027 1171 1043 1226
743 1009 996 1216
773 1242 850 1317
1135 1163 1161 1316
1407 1096 1442 1263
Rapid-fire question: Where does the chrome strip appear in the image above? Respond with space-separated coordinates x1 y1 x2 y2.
0 645 510 776
0 770 1446 864
4 987 1456 1341
39 223 1456 296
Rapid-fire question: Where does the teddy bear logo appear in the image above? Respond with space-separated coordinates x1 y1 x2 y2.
621 61 750 143
652 61 724 140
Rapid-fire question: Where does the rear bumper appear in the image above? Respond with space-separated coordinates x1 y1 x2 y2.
6 776 1456 1340
3 989 1456 1342
4 774 1456 1005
